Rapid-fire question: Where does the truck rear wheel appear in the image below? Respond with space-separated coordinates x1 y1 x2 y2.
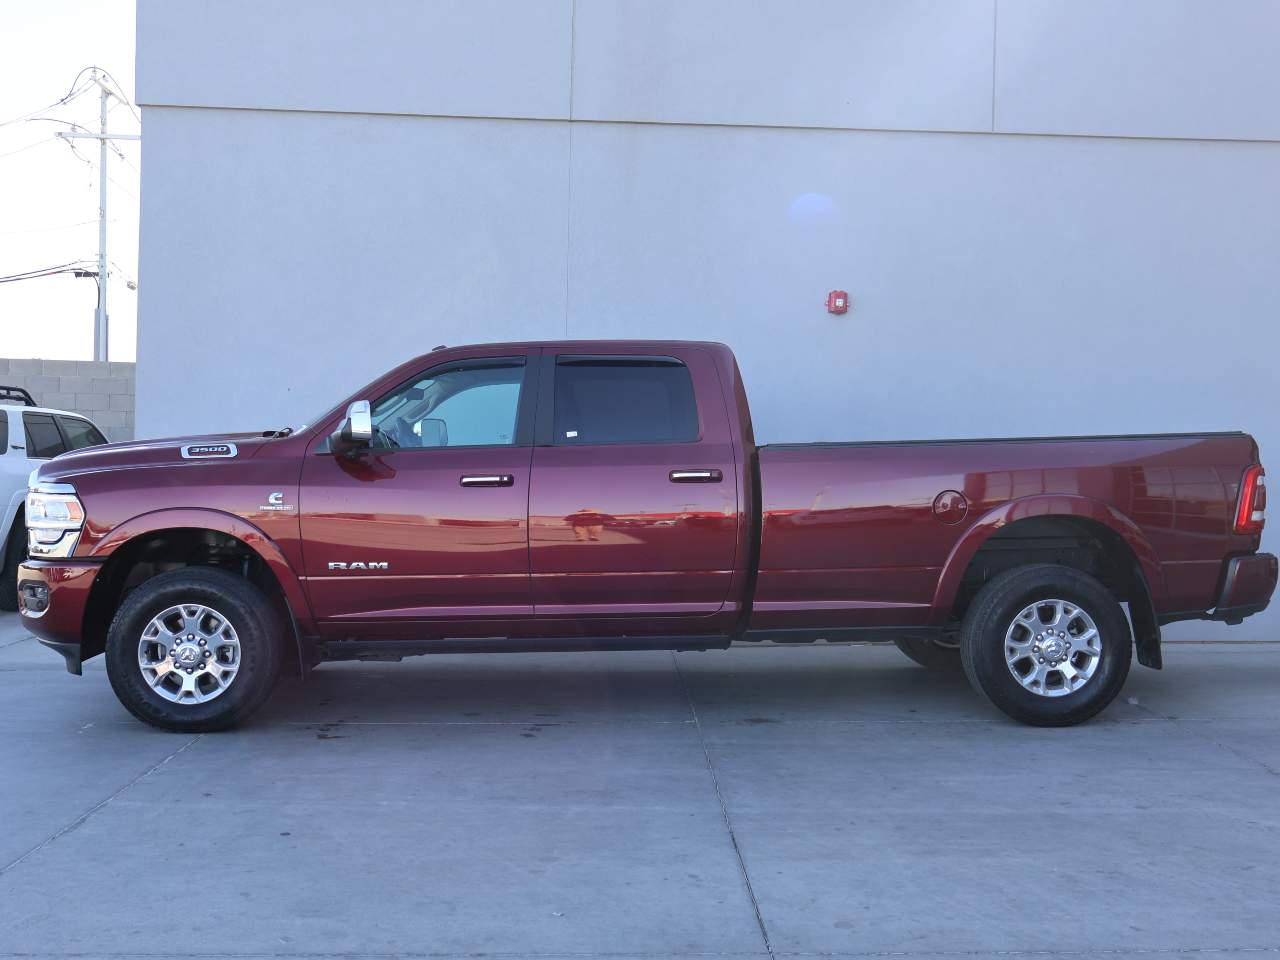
893 636 961 671
959 564 1131 726
105 567 282 732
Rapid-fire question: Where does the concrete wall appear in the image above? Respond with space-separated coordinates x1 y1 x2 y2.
0 358 134 441
135 1 1280 638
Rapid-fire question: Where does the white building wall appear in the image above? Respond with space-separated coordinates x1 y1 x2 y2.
135 0 1280 638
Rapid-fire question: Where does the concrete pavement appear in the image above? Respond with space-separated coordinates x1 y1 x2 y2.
1 611 1277 960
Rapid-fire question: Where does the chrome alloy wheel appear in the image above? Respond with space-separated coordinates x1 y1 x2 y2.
1004 598 1102 698
137 604 241 704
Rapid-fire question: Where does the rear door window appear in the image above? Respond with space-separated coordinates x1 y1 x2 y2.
552 357 699 445
57 416 108 450
0 411 7 452
23 413 67 459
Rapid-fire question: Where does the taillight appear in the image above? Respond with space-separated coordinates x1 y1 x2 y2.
1234 465 1266 535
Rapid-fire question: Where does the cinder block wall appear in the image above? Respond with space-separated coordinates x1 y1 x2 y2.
0 358 135 442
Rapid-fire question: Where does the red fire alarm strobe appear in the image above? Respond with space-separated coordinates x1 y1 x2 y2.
826 290 849 315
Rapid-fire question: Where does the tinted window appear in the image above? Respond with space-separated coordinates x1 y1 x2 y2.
58 416 108 450
23 413 66 459
372 361 524 449
553 359 699 445
0 411 7 452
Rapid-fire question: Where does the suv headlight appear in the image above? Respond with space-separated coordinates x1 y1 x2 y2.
26 476 86 559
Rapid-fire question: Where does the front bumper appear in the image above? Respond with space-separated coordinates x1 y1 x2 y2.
1211 553 1278 624
17 559 103 675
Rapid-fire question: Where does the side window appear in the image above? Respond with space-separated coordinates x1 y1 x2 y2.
371 360 525 449
57 416 108 450
24 413 67 459
0 411 7 452
553 358 699 445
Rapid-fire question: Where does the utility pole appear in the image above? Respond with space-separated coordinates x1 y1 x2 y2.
55 69 139 361
95 76 108 361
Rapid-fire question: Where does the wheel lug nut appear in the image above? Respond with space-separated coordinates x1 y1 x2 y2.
199 639 207 646
185 667 193 674
1038 657 1045 663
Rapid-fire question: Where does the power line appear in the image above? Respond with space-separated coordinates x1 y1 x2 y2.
113 148 141 175
109 259 138 289
93 67 142 125
0 137 57 160
0 261 97 284
55 131 96 172
106 171 139 201
25 116 90 130
0 80 94 129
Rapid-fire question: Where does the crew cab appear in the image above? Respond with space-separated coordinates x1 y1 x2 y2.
18 341 1276 731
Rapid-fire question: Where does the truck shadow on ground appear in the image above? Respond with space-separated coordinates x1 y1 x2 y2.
249 644 1280 730
253 648 1018 729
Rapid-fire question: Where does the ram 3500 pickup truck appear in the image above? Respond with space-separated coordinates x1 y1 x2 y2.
19 341 1276 731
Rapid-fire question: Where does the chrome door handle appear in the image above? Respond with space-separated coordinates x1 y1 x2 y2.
459 474 515 487
670 469 722 483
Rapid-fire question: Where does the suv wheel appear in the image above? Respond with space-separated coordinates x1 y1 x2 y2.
105 567 282 732
960 564 1132 726
893 635 961 671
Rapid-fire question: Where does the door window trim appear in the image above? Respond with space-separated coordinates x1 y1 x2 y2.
361 354 539 452
534 353 702 447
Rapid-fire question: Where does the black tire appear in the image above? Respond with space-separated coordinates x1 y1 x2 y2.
960 564 1132 727
893 636 962 671
0 517 24 612
105 567 283 732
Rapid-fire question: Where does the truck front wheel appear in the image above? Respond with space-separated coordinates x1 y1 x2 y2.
105 567 283 732
959 564 1131 726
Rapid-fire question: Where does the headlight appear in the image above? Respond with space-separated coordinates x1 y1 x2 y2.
26 478 86 559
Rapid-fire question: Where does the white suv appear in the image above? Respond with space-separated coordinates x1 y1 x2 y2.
1 387 109 610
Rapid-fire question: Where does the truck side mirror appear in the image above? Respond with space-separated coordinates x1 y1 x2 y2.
331 399 372 455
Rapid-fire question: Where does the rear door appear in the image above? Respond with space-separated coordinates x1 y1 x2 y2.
299 352 537 628
527 348 739 627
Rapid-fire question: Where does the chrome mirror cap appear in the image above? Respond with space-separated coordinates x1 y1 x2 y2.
344 400 372 443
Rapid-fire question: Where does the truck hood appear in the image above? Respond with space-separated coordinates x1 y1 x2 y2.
34 431 277 483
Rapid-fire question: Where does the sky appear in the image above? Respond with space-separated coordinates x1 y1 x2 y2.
0 0 139 362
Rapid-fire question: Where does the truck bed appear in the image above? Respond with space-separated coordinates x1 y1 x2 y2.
751 431 1260 632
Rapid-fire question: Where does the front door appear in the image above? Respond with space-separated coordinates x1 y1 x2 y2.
527 349 740 627
299 353 536 629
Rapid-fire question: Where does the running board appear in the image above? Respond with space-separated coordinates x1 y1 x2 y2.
315 634 730 662
737 626 947 645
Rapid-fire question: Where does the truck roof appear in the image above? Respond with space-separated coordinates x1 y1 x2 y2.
403 339 733 366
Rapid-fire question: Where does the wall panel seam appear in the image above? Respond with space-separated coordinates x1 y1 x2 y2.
990 0 998 133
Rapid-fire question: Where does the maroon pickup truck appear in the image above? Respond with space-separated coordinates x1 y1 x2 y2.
19 341 1275 731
